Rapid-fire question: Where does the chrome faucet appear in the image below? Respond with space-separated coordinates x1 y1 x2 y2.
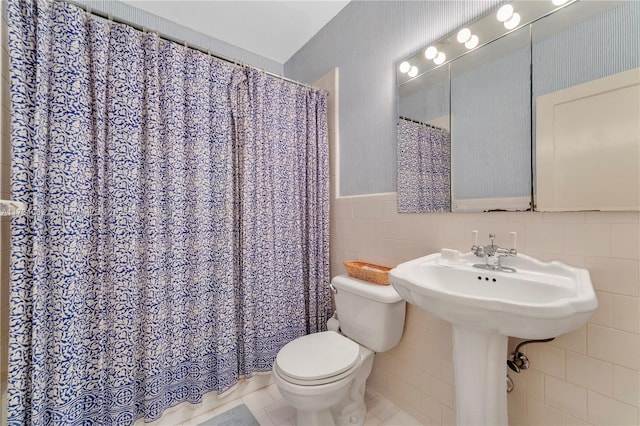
471 231 517 272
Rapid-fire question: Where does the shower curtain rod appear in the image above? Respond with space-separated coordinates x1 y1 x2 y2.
398 115 444 131
57 0 320 92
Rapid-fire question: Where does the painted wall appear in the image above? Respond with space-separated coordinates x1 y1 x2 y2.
287 1 640 425
74 0 283 75
285 0 501 196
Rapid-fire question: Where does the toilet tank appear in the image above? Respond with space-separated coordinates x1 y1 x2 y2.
331 275 406 352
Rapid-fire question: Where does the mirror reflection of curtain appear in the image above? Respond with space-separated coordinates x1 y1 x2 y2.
397 118 451 212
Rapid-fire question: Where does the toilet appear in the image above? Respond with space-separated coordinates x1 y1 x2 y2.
272 275 406 426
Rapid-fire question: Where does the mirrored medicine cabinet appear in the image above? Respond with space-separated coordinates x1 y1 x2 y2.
396 0 640 213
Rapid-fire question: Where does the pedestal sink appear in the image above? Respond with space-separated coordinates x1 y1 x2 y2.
389 251 597 426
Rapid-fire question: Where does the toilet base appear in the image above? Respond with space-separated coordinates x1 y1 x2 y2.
297 409 336 425
335 403 367 426
273 346 375 426
335 348 374 426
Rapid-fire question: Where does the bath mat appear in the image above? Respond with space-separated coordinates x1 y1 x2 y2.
197 404 260 426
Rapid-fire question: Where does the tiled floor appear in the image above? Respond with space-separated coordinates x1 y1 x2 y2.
181 384 421 426
2 383 420 426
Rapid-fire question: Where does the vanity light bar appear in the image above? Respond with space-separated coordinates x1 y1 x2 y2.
496 4 514 22
398 60 419 78
456 27 479 50
465 35 479 49
497 4 521 30
398 0 580 84
424 46 438 60
456 28 472 43
433 52 446 65
425 46 446 65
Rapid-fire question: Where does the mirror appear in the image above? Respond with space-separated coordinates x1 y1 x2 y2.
396 0 639 212
450 25 531 211
532 2 640 211
397 65 450 212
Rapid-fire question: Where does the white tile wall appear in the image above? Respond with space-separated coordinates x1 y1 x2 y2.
612 295 640 333
590 292 612 327
566 352 613 396
544 376 587 420
330 193 640 425
587 391 638 425
587 324 638 370
527 396 566 425
613 365 639 407
527 342 567 379
551 325 587 355
587 257 639 296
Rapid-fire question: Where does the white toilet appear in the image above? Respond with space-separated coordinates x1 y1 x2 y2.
272 275 406 426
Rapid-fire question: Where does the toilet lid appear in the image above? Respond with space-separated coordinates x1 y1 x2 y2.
275 331 360 382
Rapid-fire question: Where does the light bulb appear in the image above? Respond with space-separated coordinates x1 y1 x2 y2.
408 66 419 77
399 61 411 73
456 28 472 44
434 52 446 65
465 35 479 49
496 4 514 22
424 46 438 60
504 12 521 30
552 0 568 5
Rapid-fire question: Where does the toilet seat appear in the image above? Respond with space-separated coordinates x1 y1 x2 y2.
274 331 361 386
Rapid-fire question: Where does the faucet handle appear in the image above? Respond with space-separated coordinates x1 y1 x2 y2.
471 230 484 257
489 233 495 246
510 232 517 250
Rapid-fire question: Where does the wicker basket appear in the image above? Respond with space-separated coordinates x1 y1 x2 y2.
343 261 392 285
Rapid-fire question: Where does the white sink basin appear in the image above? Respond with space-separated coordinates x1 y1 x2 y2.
389 251 598 339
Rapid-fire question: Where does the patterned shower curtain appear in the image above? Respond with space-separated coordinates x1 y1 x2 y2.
397 117 451 212
232 69 330 372
7 1 330 424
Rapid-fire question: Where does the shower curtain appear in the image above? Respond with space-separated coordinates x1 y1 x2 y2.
7 0 330 424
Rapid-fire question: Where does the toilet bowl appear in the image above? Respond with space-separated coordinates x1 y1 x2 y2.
272 331 375 425
272 275 406 426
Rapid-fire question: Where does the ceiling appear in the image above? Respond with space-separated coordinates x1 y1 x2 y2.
122 1 350 64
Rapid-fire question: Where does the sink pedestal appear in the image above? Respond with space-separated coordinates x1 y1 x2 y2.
452 326 508 426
